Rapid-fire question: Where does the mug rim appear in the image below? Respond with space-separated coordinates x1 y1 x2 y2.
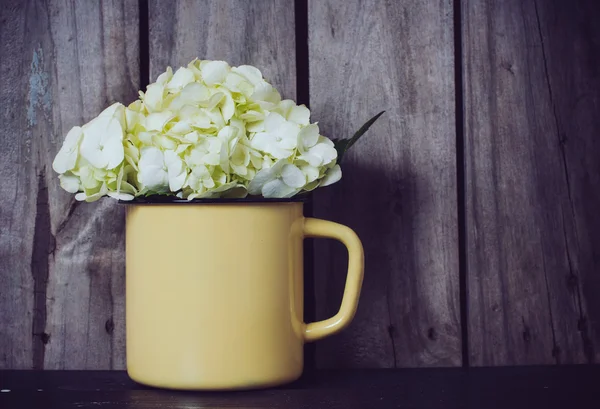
118 195 308 205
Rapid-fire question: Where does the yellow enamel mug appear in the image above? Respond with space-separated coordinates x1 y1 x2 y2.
124 199 364 390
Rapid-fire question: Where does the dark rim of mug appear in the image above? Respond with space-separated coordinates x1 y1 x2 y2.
118 195 309 204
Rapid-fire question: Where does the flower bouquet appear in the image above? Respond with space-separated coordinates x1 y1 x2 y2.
52 59 383 201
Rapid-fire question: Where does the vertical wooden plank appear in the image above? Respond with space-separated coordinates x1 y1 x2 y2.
0 0 139 369
464 0 599 365
309 0 460 367
537 0 600 365
43 0 139 369
0 0 37 369
149 0 296 100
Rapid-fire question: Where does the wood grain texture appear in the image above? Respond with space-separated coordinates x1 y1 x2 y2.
0 0 138 369
149 0 296 100
463 0 600 365
309 0 460 367
0 0 37 369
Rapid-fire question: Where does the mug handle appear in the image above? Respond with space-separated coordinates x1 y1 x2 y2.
302 217 364 342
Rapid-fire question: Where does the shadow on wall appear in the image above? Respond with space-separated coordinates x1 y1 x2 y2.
311 156 439 368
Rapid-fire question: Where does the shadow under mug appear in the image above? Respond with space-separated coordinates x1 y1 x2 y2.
123 198 364 390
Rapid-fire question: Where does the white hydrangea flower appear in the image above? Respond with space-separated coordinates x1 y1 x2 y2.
276 100 310 125
53 59 344 201
250 112 300 159
52 103 137 202
320 164 342 186
138 147 186 193
248 160 306 198
58 173 80 193
53 103 126 173
53 126 83 174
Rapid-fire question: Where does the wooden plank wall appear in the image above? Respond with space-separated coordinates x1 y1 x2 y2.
0 0 138 369
0 0 598 369
463 0 600 365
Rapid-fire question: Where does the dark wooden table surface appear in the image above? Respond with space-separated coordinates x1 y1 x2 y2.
0 366 598 408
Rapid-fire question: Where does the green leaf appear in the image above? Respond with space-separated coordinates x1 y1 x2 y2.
334 111 385 163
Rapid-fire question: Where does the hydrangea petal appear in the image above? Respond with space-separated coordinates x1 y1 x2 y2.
107 192 134 200
184 131 199 143
206 108 225 129
52 126 83 174
232 65 263 86
187 59 202 79
319 135 335 147
277 100 295 117
250 132 275 152
231 143 250 167
155 66 173 85
120 180 138 195
145 111 174 131
219 142 230 173
220 90 235 121
103 134 125 170
166 67 195 91
278 129 300 150
144 83 164 112
247 160 283 195
220 185 248 198
170 121 192 135
80 106 125 169
125 106 144 131
288 105 310 125
201 60 230 86
309 142 338 165
298 123 319 149
252 83 281 106
204 152 221 166
303 179 321 192
224 72 253 95
300 164 320 183
58 174 80 193
138 147 168 190
249 151 263 168
98 102 123 120
262 179 298 198
281 164 305 188
182 81 210 101
240 110 265 122
206 92 224 110
298 153 321 168
246 120 265 133
153 134 177 150
264 111 286 131
164 150 186 191
75 183 108 202
139 146 164 166
175 143 191 154
320 164 342 187
231 163 248 176
77 166 99 189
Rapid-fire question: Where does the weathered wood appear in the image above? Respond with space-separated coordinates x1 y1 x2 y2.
309 0 460 367
463 0 600 365
45 0 138 370
0 0 37 369
148 0 296 100
0 0 138 369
